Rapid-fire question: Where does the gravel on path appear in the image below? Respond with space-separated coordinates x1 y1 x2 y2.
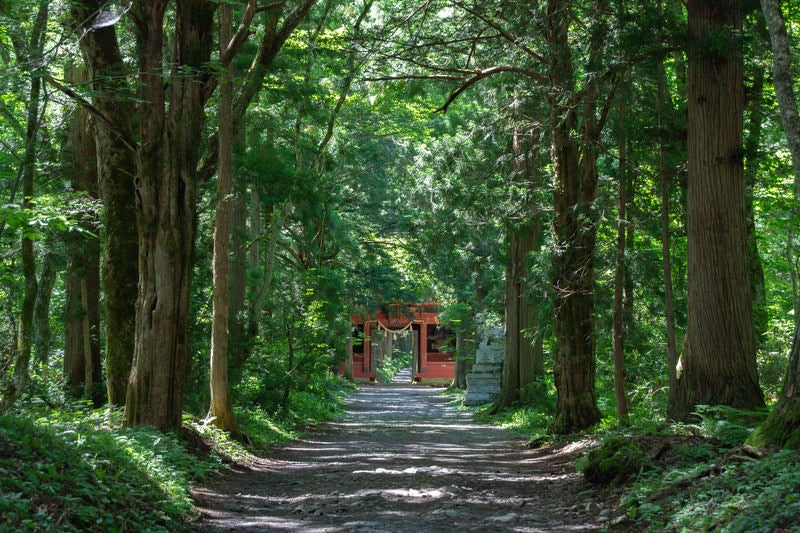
190 384 611 532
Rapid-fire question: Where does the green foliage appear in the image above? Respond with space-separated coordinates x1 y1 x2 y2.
0 405 227 532
236 373 356 452
473 377 557 440
374 349 413 383
693 405 769 448
622 448 800 532
576 434 650 485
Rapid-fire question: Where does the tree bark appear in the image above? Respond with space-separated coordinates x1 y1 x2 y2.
547 0 603 434
125 0 216 430
72 0 139 406
62 61 102 404
227 162 250 375
760 0 800 317
748 0 800 449
494 91 544 410
207 1 240 438
669 0 764 421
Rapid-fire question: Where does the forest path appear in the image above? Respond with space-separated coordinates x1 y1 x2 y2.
190 384 611 532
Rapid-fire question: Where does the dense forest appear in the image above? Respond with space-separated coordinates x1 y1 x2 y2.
2 0 800 530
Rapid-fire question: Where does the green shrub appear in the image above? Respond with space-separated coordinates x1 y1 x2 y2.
0 406 225 532
375 350 413 383
576 434 650 485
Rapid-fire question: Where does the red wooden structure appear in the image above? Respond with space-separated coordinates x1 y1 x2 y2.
344 302 454 384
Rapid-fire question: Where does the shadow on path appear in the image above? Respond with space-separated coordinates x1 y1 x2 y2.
190 385 605 532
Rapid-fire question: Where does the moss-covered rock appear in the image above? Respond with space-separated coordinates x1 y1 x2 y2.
576 435 650 485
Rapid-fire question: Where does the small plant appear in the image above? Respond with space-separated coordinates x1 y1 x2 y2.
375 350 413 383
576 434 650 485
0 404 228 532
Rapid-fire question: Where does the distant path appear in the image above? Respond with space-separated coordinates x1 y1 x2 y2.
190 385 608 532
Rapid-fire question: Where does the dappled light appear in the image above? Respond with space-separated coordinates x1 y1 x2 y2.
191 385 604 531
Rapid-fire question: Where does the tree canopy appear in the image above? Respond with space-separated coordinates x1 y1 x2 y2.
1 0 800 450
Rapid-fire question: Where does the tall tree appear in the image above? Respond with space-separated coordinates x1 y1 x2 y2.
0 0 48 414
126 0 317 430
71 0 139 406
748 0 800 449
493 94 545 410
124 0 217 429
62 62 102 405
613 83 630 425
207 0 239 437
546 0 607 433
668 0 764 421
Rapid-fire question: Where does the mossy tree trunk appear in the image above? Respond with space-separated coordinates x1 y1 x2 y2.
72 0 139 406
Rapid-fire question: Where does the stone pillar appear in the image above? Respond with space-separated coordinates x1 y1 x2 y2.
464 324 504 406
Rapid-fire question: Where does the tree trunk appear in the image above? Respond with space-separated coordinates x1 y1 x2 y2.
0 0 47 415
748 0 800 449
453 332 467 388
547 0 603 434
759 0 800 317
207 2 240 438
494 92 544 410
33 251 58 369
72 0 139 406
495 225 542 409
749 313 800 449
656 12 681 405
613 88 630 425
227 165 250 375
62 62 102 404
669 0 764 421
125 0 216 431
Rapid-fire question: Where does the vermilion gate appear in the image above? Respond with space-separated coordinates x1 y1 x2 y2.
344 302 454 384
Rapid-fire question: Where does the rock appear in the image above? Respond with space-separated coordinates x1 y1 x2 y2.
489 512 518 523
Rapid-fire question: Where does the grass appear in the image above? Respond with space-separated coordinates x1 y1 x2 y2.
0 405 215 532
1 376 356 532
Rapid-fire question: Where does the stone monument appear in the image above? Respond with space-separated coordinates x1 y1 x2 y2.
464 318 504 406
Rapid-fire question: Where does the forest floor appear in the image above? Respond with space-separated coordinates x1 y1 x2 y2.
189 372 621 532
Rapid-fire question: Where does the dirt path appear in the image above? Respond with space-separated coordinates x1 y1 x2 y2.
190 383 611 532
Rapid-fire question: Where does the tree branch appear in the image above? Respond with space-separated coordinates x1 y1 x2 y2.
438 66 548 113
43 74 137 152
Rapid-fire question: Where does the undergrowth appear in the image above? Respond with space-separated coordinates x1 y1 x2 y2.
472 384 800 532
580 405 800 532
375 350 413 383
0 405 217 532
1 375 355 532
